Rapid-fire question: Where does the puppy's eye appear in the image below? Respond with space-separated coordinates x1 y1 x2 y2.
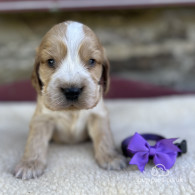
47 59 55 67
88 59 96 67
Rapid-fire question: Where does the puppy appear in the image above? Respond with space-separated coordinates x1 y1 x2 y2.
14 21 126 179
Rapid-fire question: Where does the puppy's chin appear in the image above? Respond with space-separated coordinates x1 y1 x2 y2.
43 97 100 112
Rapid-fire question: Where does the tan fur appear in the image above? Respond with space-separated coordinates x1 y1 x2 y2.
14 21 126 180
82 25 110 94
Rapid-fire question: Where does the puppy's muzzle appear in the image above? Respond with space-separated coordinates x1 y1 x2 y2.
61 87 83 101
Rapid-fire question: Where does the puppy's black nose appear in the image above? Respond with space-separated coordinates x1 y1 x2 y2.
61 87 82 101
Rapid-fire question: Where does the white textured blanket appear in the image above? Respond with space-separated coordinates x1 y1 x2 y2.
0 96 195 195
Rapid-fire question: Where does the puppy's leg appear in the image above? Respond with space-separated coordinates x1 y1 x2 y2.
88 114 127 170
14 115 54 180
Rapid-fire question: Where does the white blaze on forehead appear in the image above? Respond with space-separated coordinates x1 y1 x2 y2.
51 21 91 85
65 21 84 59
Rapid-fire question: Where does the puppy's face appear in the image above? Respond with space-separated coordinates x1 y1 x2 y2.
32 21 110 111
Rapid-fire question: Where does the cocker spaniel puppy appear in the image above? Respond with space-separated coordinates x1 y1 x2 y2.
14 21 126 179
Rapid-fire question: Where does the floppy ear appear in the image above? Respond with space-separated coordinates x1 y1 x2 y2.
31 53 43 95
101 54 110 94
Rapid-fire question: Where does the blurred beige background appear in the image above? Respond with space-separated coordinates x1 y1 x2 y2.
0 8 195 91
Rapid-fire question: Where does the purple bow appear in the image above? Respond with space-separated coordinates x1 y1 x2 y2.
127 132 181 172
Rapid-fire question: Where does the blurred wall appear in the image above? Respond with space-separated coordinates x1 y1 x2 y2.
0 8 195 91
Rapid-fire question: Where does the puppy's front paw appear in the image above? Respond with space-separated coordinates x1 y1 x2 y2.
96 152 127 170
14 160 46 180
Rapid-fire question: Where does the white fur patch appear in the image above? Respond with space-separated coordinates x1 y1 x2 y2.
65 21 84 60
52 21 89 85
